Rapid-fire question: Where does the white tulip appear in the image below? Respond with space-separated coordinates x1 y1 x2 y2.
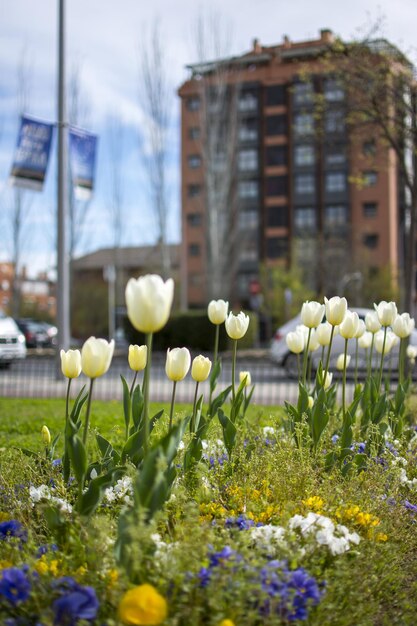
355 319 366 339
308 329 320 352
81 337 115 379
358 331 372 349
316 322 333 347
165 347 191 382
239 371 251 387
191 355 212 382
392 312 415 339
60 349 82 379
300 301 325 329
374 330 395 355
365 311 381 334
323 371 333 390
324 296 348 326
406 345 417 360
207 300 229 325
339 311 360 340
128 345 148 371
125 274 174 334
336 353 351 371
286 330 305 354
374 301 398 327
225 312 250 340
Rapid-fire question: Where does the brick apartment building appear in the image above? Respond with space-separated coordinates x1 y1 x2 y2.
178 28 408 309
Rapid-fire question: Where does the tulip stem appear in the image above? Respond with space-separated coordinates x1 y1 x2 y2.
232 339 238 403
63 378 72 482
368 334 375 378
169 381 177 431
377 327 387 392
399 338 405 385
323 325 335 384
297 353 301 379
209 325 220 407
191 381 199 433
142 332 153 454
342 338 348 420
130 371 138 396
82 378 95 445
354 340 359 386
302 328 312 386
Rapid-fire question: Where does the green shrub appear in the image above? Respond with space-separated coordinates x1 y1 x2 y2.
123 310 259 351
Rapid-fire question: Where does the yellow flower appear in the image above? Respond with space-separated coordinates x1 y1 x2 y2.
118 583 167 625
0 512 10 522
219 620 236 626
75 565 87 579
107 568 119 587
0 560 13 570
376 532 388 542
34 556 61 576
303 496 325 512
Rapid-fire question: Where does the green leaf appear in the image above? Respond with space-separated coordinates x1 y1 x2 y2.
96 433 121 465
131 384 144 430
121 375 131 436
311 387 329 446
209 385 232 418
67 433 88 487
69 385 88 426
218 409 237 457
76 466 126 517
209 358 221 394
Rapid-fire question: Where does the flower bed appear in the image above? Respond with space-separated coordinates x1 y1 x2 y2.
1 279 417 625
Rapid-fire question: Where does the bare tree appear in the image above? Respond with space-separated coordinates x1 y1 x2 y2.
138 21 172 278
190 11 242 302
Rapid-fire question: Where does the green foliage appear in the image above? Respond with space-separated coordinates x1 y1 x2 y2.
71 278 108 339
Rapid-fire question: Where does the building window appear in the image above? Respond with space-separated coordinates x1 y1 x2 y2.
187 213 202 227
238 149 258 171
238 180 258 199
239 118 258 141
323 78 344 101
189 127 200 140
294 145 315 166
293 113 314 136
267 205 289 227
266 145 287 167
363 171 378 186
238 91 258 111
266 237 289 259
239 209 258 230
325 172 346 192
325 205 347 229
293 82 314 105
294 207 316 233
240 239 258 261
266 84 286 106
363 202 378 218
188 154 201 169
266 115 287 136
187 96 200 111
363 140 376 156
188 184 201 198
325 147 346 166
266 176 288 196
363 234 379 249
295 174 315 194
324 110 345 133
189 243 201 256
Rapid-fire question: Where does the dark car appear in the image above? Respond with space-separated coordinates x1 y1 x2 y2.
15 319 51 349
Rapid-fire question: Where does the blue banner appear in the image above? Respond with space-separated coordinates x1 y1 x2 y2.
10 115 54 190
69 127 98 199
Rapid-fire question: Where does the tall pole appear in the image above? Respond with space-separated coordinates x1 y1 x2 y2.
57 0 70 364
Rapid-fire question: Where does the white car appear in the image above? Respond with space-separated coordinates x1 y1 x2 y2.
0 311 27 368
270 307 417 378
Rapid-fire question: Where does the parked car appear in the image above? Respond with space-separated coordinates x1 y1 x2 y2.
0 311 27 367
270 307 417 378
15 319 52 349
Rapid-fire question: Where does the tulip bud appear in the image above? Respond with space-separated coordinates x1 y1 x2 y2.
239 371 251 387
60 349 82 379
208 300 229 325
355 319 366 339
365 311 381 333
308 395 314 409
374 301 398 327
128 345 147 371
191 355 212 382
125 274 174 334
336 353 351 371
81 337 115 379
225 312 250 340
165 347 191 382
324 296 348 326
339 310 360 339
316 322 333 347
41 425 51 445
286 330 304 354
300 301 325 329
358 331 372 349
392 312 415 339
323 371 333 390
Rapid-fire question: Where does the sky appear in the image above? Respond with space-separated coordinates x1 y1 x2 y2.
1 0 417 278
